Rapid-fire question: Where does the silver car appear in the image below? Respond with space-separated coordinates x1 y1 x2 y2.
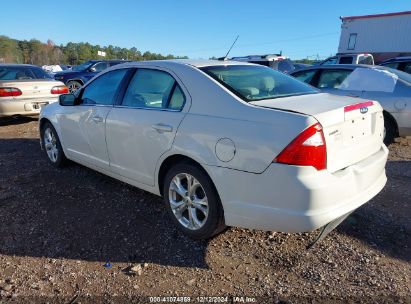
291 64 411 144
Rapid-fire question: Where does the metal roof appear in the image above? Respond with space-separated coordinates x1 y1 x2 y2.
341 10 411 21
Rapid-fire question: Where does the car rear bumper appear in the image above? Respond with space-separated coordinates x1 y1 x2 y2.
0 98 58 117
206 144 388 233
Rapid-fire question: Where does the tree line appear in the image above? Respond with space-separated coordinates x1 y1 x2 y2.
0 35 187 66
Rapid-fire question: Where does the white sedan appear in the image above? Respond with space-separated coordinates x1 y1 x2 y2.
39 60 388 240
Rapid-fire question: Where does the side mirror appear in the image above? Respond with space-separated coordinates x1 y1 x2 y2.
89 67 97 72
59 94 77 106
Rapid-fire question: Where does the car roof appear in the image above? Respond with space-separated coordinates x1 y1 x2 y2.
290 64 372 73
381 56 411 63
112 59 255 69
0 63 39 68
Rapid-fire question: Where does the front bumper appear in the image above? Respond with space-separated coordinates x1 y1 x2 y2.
0 98 58 117
206 145 388 233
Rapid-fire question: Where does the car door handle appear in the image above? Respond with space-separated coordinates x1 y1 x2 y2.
92 116 104 123
152 123 173 133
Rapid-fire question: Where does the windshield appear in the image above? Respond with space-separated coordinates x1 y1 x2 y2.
201 65 318 101
72 61 93 71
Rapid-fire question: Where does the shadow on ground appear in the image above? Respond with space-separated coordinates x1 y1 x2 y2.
1 137 410 268
0 116 38 126
0 138 209 269
336 160 411 262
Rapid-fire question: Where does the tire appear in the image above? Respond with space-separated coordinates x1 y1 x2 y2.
40 121 67 168
383 115 396 146
67 80 82 93
163 162 225 239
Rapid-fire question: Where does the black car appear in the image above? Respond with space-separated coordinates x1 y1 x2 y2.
54 60 129 92
379 56 411 74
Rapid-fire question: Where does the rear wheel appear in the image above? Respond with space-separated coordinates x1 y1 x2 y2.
40 122 66 168
163 163 225 239
67 80 82 93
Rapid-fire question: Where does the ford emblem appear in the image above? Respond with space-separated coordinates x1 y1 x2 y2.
360 107 368 114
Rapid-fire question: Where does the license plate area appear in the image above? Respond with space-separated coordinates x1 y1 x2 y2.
343 113 372 144
32 102 49 110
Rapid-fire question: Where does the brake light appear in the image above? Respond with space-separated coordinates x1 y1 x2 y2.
0 87 22 97
51 85 69 94
344 101 373 112
274 123 327 170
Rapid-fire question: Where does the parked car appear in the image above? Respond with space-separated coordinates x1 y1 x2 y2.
54 60 129 93
39 60 387 240
319 53 374 65
0 64 67 117
229 54 297 73
290 64 411 144
379 56 411 74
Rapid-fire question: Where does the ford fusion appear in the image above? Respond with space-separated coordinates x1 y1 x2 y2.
39 60 388 240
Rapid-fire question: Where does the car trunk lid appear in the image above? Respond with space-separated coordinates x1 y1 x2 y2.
0 79 63 100
250 93 384 173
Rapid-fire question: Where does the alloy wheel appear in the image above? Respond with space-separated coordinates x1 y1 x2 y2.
43 127 58 163
168 173 209 230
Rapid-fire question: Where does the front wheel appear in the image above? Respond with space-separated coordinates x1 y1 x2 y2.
40 122 67 168
163 163 225 239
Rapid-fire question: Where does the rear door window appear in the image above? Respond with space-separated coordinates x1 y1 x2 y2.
338 56 353 64
317 69 352 88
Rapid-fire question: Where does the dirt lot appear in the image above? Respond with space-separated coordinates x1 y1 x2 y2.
0 117 410 303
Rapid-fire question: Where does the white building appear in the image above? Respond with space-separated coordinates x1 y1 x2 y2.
338 11 411 62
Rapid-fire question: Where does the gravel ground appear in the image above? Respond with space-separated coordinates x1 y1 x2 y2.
0 117 410 303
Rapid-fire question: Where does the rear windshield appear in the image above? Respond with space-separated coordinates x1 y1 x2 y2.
0 66 51 80
201 65 318 101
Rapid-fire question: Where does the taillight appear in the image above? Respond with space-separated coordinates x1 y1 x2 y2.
51 85 69 94
274 123 327 170
0 87 22 97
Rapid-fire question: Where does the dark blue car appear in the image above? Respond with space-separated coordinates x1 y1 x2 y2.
54 60 129 92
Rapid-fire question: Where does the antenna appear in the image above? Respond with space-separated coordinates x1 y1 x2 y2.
219 35 239 61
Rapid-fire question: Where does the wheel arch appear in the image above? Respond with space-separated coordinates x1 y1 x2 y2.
157 154 217 198
67 78 84 85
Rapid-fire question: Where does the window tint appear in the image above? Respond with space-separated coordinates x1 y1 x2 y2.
358 56 374 65
249 61 270 67
0 66 36 80
292 70 317 84
31 67 51 79
201 65 318 102
93 62 108 72
81 69 127 105
168 85 185 110
322 57 337 65
339 56 353 64
318 70 352 88
381 62 399 70
403 62 411 74
122 69 176 109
